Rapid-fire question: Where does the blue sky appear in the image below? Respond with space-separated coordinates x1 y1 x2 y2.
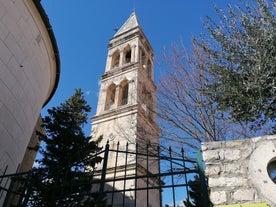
40 1 240 205
41 0 237 135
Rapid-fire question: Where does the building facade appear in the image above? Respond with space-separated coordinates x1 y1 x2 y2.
0 0 59 179
91 13 160 206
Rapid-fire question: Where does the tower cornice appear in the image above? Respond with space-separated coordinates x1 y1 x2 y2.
91 104 138 123
101 63 138 80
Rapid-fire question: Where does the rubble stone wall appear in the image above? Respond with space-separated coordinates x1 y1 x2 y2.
202 135 276 207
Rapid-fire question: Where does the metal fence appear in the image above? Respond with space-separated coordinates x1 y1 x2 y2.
0 142 211 207
0 166 32 206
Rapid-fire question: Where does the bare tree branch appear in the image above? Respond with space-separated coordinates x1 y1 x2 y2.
157 42 261 152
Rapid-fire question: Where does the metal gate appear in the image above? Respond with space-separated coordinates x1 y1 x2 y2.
0 142 211 207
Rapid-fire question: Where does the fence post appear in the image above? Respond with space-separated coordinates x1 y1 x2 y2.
98 142 109 206
196 151 211 207
20 171 33 207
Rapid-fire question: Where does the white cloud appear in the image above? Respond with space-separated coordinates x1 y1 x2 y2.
85 90 91 96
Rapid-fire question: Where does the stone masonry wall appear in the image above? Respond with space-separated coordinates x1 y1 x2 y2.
202 135 276 207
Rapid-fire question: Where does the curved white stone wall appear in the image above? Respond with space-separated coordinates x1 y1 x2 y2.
249 140 276 205
0 0 59 175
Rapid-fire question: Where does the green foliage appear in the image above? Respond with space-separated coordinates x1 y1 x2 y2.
195 0 275 132
183 175 211 207
30 89 103 206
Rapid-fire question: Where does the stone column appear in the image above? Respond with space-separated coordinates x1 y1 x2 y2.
131 45 136 62
105 54 112 72
135 46 140 63
114 84 120 108
119 50 124 67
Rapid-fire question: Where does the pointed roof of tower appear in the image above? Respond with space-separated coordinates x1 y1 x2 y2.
113 12 140 37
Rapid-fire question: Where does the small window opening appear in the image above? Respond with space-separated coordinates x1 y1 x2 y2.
119 81 129 106
140 49 146 67
268 159 276 184
121 84 128 105
125 51 131 63
105 84 116 110
148 93 154 122
141 86 147 111
147 60 152 78
111 51 120 69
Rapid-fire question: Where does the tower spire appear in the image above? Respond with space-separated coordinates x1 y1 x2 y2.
113 12 140 37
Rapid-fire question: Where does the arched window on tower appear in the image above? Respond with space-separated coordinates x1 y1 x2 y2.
148 93 154 122
141 85 147 112
118 80 129 106
111 50 120 69
140 48 146 68
124 46 131 64
147 59 152 79
105 83 116 110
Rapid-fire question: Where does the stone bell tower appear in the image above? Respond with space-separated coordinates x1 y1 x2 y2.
91 12 160 206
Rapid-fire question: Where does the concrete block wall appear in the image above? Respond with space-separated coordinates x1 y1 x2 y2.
202 135 276 207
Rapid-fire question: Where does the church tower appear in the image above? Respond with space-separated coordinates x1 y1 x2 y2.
91 12 160 207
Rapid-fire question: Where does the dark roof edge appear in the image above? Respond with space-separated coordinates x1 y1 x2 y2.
32 0 60 107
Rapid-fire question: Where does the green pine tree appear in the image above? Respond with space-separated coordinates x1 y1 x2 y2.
183 175 212 207
29 89 103 207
